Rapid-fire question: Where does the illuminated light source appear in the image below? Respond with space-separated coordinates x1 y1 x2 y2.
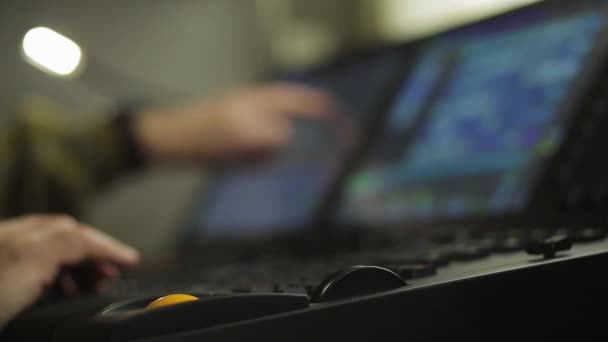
21 27 83 77
378 0 542 40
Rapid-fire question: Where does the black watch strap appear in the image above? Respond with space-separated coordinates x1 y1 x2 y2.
111 105 146 169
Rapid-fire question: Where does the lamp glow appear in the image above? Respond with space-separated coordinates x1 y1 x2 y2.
378 0 542 40
22 27 83 77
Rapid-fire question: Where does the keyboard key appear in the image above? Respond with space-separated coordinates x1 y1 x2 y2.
527 229 554 241
526 234 572 259
545 227 605 244
304 284 315 295
494 236 525 253
431 233 458 245
286 284 309 295
231 286 252 294
449 244 490 261
272 283 285 293
414 249 451 267
473 237 501 252
572 228 607 243
388 263 436 280
371 255 415 266
272 283 309 295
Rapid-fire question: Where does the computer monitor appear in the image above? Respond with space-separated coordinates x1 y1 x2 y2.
337 5 607 227
183 47 407 239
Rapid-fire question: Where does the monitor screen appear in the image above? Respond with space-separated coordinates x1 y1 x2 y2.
338 8 606 226
186 48 406 238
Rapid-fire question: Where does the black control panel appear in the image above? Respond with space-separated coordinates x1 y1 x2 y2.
3 226 608 341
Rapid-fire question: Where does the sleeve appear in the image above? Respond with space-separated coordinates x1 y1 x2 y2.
0 100 145 218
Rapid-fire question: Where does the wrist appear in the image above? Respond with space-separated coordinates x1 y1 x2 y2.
112 106 146 169
132 111 171 164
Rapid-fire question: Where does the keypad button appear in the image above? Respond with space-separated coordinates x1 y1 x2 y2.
572 228 607 243
388 263 437 280
415 249 451 267
494 236 525 253
449 244 490 261
526 235 572 259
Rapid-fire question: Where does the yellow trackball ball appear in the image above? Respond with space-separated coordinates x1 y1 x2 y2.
146 294 200 309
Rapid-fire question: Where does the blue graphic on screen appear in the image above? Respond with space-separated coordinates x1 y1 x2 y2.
339 11 604 225
191 50 405 237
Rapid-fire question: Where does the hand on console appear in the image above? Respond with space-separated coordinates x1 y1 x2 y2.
0 215 139 328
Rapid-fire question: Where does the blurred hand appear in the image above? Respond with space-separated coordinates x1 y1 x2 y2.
134 82 339 164
0 215 139 327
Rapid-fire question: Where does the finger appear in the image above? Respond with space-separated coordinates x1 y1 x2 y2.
266 82 341 120
257 117 292 147
0 215 81 268
78 226 140 267
33 219 139 268
0 215 50 238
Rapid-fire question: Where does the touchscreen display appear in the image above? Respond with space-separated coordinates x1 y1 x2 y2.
338 10 605 225
188 49 405 238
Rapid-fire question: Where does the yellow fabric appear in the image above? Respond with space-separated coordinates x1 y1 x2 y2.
0 100 131 218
